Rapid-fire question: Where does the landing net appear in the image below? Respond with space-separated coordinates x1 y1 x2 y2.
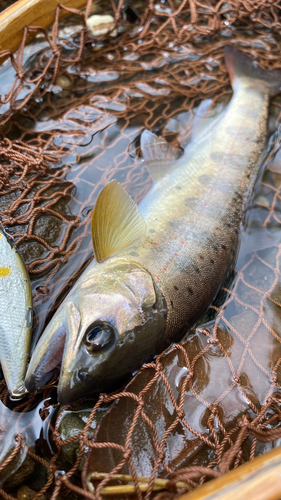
0 1 281 499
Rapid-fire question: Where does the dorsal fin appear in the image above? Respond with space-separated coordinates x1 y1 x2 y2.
91 180 146 262
140 130 182 181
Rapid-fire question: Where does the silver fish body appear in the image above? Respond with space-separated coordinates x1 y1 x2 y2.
0 226 32 398
25 47 281 403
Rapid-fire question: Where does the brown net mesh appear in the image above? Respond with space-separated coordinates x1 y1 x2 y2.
1 0 281 498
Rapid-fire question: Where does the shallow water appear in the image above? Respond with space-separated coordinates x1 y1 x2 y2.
0 4 281 496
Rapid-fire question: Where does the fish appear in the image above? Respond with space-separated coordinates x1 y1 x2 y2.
25 46 281 404
0 224 32 399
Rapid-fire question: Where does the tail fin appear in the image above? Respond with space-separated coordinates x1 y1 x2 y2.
224 46 281 96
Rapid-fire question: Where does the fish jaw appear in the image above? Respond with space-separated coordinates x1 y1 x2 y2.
57 337 117 404
25 301 81 393
56 294 120 403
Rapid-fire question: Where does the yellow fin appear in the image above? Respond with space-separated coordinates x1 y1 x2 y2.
91 180 146 262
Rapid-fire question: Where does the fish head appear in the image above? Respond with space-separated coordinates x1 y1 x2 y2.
25 258 167 404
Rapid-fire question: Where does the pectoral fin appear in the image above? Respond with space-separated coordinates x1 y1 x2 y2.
91 180 146 262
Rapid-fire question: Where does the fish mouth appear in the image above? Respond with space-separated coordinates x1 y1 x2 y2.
25 326 66 394
25 300 106 403
25 301 80 395
57 379 86 405
57 330 120 404
57 344 108 405
26 297 120 404
57 369 111 405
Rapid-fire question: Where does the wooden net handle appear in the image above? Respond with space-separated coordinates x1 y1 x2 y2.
178 445 281 500
0 0 89 60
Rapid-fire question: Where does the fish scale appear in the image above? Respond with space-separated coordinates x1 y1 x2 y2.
0 228 32 398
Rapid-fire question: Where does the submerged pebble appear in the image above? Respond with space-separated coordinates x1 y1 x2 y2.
57 403 111 470
55 75 72 89
86 15 117 37
17 485 46 500
0 446 36 489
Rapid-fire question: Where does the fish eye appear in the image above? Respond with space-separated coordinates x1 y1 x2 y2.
85 321 115 352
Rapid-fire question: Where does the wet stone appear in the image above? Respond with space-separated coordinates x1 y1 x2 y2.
17 241 47 264
17 485 46 500
0 446 36 490
33 215 64 246
55 75 72 89
230 309 260 341
58 403 111 470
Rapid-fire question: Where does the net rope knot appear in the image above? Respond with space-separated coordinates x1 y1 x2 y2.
123 449 133 460
177 409 185 419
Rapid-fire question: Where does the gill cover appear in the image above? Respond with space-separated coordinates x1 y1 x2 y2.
25 258 167 403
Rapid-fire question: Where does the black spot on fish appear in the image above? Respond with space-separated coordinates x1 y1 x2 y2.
130 251 139 257
213 244 218 252
210 259 214 264
199 255 204 260
174 285 179 291
171 300 174 308
188 287 194 295
235 229 239 235
185 198 198 208
198 174 213 185
26 307 33 329
256 137 264 144
169 220 178 229
221 245 227 250
226 222 231 228
195 267 200 274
